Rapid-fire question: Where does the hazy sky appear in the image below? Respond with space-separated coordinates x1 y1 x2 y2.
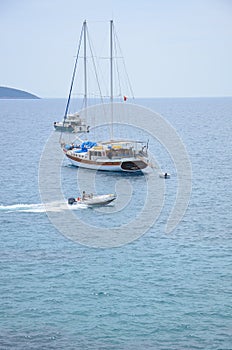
0 0 231 98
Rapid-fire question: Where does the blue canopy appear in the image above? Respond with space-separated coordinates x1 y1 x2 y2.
81 141 97 149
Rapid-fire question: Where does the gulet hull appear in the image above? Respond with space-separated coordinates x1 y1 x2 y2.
65 152 148 172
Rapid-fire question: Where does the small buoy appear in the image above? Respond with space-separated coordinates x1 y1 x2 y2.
159 172 170 179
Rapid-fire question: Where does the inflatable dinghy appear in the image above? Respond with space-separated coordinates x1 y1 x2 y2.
68 193 116 207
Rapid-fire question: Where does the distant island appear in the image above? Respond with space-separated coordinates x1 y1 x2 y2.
0 86 40 99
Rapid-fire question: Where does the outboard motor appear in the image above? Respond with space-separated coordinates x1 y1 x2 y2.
68 197 76 205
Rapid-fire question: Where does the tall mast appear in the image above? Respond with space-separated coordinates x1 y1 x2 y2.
60 21 85 144
110 20 113 140
110 20 113 102
83 20 87 110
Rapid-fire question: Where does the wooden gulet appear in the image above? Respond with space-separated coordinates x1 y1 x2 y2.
61 20 149 172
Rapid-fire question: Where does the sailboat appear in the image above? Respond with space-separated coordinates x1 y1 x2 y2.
53 113 89 133
61 20 149 172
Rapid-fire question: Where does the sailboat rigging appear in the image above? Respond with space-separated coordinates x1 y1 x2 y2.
61 20 149 172
53 21 89 134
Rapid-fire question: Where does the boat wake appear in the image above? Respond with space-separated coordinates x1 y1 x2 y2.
0 201 87 213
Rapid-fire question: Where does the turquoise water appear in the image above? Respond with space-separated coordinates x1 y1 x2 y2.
0 98 231 349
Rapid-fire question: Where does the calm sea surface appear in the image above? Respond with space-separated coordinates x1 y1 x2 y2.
0 97 231 349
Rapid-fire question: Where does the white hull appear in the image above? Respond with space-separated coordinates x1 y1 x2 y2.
68 157 122 172
54 123 88 133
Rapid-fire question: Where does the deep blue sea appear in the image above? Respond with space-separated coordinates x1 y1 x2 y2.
0 97 231 349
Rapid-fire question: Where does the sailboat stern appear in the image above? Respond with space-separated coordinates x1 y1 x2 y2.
120 159 148 172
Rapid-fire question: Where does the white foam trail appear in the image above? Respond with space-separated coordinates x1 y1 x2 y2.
0 201 87 213
0 203 44 212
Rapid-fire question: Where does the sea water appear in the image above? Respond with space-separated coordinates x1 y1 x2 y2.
0 98 231 349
